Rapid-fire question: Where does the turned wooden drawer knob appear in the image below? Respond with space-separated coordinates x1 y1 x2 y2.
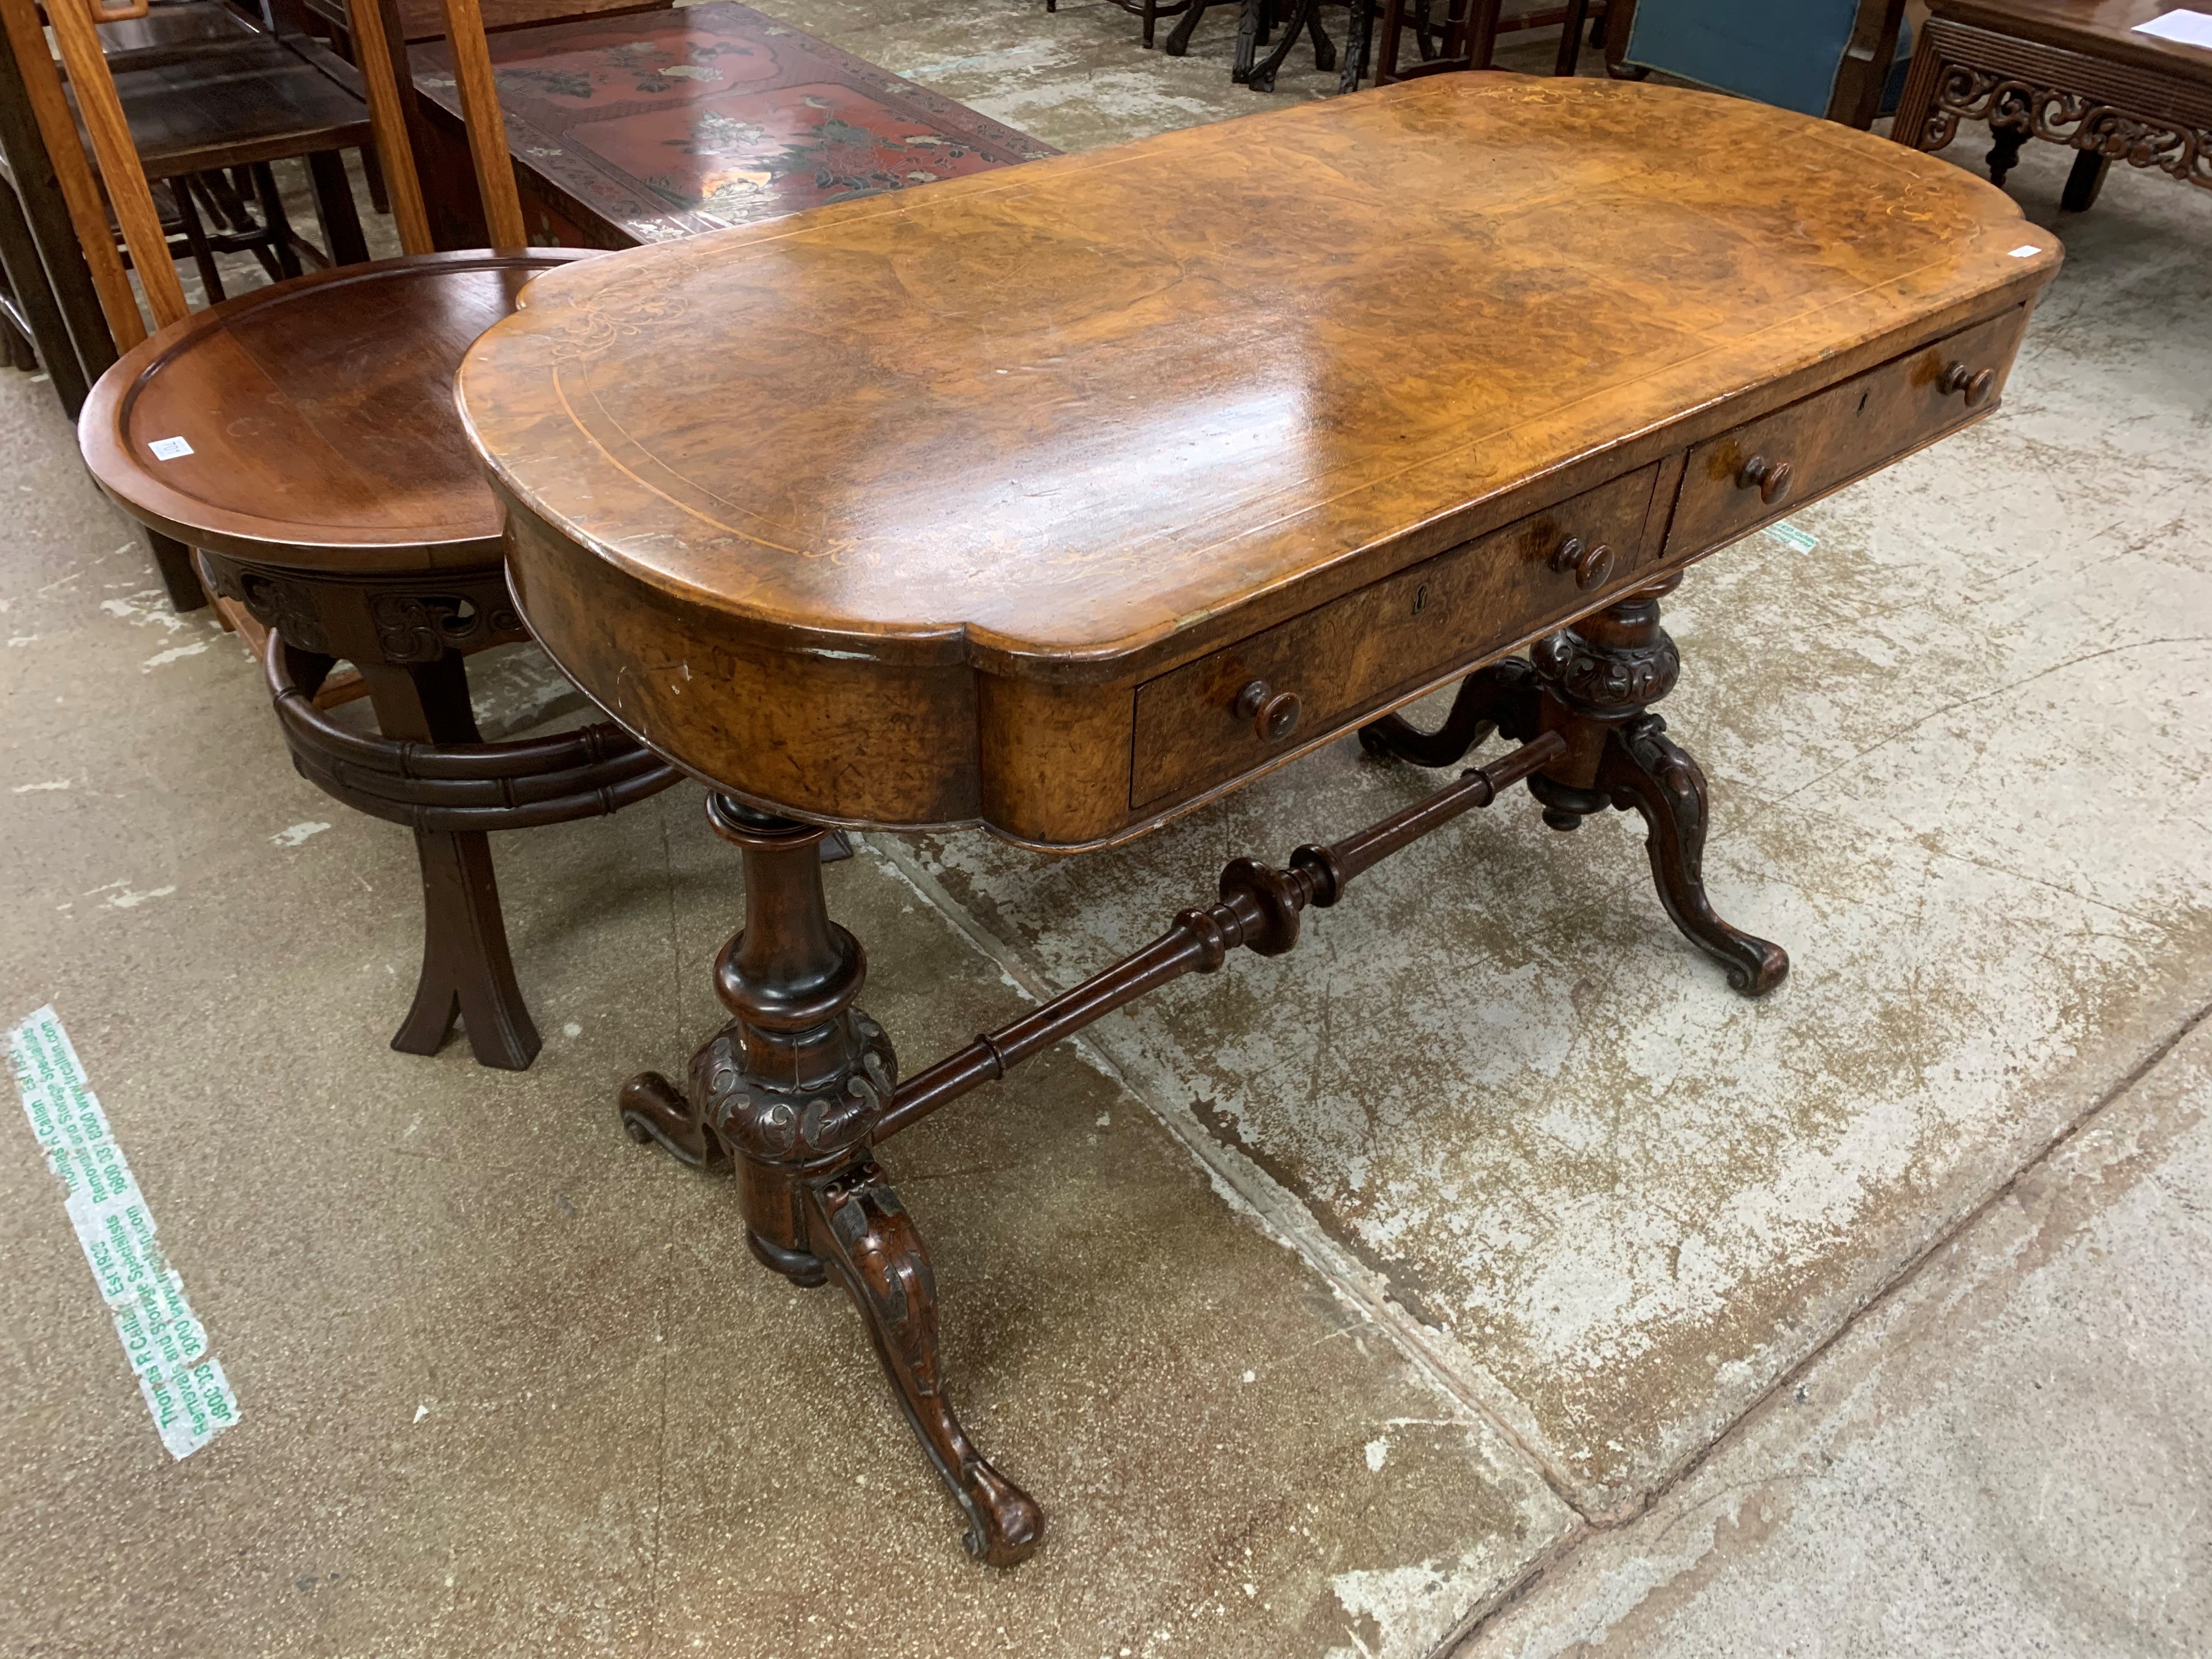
1938 360 1997 407
1736 454 1794 505
1548 535 1615 591
1234 679 1301 742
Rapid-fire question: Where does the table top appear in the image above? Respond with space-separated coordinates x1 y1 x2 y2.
1933 0 2212 74
410 2 1053 247
460 74 2055 679
80 250 591 570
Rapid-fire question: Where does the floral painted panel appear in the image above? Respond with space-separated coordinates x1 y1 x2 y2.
411 2 1055 246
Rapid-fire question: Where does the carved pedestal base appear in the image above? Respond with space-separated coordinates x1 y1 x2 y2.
1362 574 1787 997
621 797 1045 1568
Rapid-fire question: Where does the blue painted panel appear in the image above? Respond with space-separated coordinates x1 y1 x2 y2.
1623 0 1862 117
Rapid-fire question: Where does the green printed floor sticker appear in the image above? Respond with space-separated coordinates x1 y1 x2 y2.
1764 520 1819 555
9 1005 240 1458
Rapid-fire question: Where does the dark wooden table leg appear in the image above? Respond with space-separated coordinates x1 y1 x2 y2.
1247 0 1318 89
1553 0 1589 74
1339 0 1376 91
2061 146 2110 212
146 531 208 613
1364 580 1785 995
1163 0 1214 59
619 795 1045 1567
307 149 370 266
1528 574 1787 996
359 654 543 1070
1986 121 2028 188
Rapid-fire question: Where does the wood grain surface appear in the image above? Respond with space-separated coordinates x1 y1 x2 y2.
459 73 2060 843
80 249 596 568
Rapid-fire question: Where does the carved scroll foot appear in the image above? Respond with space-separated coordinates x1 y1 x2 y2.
1358 659 1540 769
1598 715 1788 998
1530 576 1788 998
618 1069 718 1167
806 1160 1045 1567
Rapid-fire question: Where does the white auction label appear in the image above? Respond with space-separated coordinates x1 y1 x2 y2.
147 437 194 460
8 1005 240 1458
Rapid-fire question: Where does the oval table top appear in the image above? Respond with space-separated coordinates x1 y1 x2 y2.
458 74 2056 676
81 250 595 574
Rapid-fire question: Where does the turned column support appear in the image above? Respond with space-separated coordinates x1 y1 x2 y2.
1363 573 1788 997
618 794 1044 1568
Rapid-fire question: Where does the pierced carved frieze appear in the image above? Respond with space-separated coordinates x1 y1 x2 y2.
369 589 528 664
210 563 332 655
1915 64 2212 190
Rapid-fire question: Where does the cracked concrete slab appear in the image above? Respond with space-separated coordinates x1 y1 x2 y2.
892 135 2212 1521
1456 1009 2212 1658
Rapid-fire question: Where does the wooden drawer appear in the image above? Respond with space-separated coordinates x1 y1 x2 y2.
1666 306 2029 559
1131 462 1662 808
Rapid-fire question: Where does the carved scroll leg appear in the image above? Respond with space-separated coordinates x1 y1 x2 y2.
806 1160 1045 1568
618 1070 718 1168
1597 714 1787 998
1359 658 1542 769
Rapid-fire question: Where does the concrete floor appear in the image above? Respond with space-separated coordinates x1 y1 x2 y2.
5 7 2211 1658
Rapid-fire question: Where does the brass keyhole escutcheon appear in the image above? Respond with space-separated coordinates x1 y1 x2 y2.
1548 535 1616 591
1736 454 1794 505
1234 679 1302 742
1938 360 1997 407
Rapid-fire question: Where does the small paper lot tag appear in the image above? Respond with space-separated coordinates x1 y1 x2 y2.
148 437 193 460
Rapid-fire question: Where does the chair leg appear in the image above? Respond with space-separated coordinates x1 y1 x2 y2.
252 163 303 280
168 179 225 303
359 146 390 217
1554 0 1589 74
360 655 543 1071
0 174 86 408
307 150 369 267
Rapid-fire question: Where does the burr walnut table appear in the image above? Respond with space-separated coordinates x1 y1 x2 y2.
456 72 2061 1566
1892 1 2212 209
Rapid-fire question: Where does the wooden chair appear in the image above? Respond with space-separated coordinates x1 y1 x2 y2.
71 0 680 1069
1161 0 1359 92
1373 0 1608 87
1598 0 1913 128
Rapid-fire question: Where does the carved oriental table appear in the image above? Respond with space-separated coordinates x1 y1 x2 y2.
456 74 2061 1565
1892 1 2212 209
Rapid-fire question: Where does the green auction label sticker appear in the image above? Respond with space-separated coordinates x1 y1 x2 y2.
1764 521 1819 555
8 1005 239 1458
